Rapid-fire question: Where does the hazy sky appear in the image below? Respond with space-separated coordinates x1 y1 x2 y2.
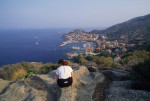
0 0 150 29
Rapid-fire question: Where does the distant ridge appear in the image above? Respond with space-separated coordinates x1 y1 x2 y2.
90 13 150 50
90 13 150 36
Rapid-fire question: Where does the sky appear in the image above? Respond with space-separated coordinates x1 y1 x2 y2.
0 0 150 29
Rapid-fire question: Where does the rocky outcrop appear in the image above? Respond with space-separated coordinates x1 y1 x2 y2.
0 79 47 101
0 66 150 101
105 80 150 101
0 66 105 101
99 68 150 101
35 66 105 101
99 67 130 81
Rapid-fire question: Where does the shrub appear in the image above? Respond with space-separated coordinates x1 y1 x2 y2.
78 58 86 65
11 68 27 80
131 57 150 82
93 56 114 68
93 56 102 65
73 55 86 65
39 63 59 74
67 60 72 66
21 62 43 73
111 62 118 68
0 62 59 80
0 63 24 80
86 56 95 61
119 50 150 70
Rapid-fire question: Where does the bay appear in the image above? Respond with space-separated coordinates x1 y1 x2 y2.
0 28 78 67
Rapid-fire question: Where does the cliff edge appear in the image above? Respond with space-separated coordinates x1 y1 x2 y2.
0 66 150 101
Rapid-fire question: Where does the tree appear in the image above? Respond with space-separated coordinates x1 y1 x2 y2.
86 56 95 61
79 58 86 65
93 56 114 68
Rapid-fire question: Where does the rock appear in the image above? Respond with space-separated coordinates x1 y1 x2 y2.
99 67 130 81
74 66 105 101
1 66 149 101
99 68 150 101
88 67 97 72
84 62 98 72
0 79 11 94
35 66 105 101
0 81 47 101
0 66 105 101
105 81 150 101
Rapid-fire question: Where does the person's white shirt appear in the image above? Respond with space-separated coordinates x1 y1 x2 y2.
56 66 73 79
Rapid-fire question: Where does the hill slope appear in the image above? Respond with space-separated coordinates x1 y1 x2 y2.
90 13 150 50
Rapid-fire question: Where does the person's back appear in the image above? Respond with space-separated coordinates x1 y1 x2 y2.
56 65 72 79
56 59 74 88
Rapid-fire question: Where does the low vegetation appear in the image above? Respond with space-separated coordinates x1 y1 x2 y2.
0 62 59 80
119 50 150 70
0 50 150 89
11 68 27 80
130 55 150 91
131 58 150 82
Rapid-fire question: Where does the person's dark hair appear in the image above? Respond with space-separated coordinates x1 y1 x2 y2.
58 59 69 66
58 59 65 65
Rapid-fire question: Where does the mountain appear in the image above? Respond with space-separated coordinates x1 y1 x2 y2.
69 29 87 34
90 13 150 50
91 13 150 38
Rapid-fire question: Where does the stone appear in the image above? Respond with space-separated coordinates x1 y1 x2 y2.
0 82 46 101
88 67 97 72
99 67 130 81
105 81 150 101
0 66 150 101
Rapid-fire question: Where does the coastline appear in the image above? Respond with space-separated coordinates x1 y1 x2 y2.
0 29 74 67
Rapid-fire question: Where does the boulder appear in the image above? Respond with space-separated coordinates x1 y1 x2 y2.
99 68 150 101
0 80 47 101
99 67 130 81
34 66 105 101
105 81 150 101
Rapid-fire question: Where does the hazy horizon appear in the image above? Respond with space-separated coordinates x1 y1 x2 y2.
0 0 150 30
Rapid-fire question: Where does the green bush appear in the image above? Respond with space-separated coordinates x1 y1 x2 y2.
85 56 95 61
11 68 27 80
0 62 59 80
121 50 149 64
38 63 59 74
73 55 86 65
93 56 115 68
131 57 150 82
0 63 24 80
78 58 86 65
21 62 43 73
119 50 150 70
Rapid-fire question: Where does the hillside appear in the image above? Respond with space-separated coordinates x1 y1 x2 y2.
90 13 150 50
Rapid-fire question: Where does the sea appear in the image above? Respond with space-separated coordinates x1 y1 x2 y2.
0 28 85 67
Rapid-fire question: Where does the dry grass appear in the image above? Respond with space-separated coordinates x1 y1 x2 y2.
11 69 27 80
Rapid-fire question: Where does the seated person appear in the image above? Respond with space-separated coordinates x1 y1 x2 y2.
56 59 74 88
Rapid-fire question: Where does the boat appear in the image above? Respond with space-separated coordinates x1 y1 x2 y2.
71 46 80 50
35 42 39 45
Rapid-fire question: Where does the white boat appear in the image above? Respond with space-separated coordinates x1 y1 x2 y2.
35 42 39 45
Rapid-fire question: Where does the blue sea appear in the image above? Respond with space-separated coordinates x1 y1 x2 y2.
0 28 83 67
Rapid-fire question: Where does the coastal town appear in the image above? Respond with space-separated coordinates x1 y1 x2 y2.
60 29 135 60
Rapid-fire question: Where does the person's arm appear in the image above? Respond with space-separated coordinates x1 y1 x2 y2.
56 74 59 81
56 74 60 87
71 72 74 88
